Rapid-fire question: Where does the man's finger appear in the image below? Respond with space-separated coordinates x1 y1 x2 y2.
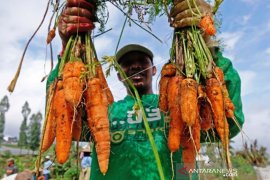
171 17 200 28
66 0 95 11
170 0 202 17
65 23 95 35
63 7 93 19
62 15 92 24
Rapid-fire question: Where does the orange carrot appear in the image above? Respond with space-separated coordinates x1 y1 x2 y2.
214 67 235 118
54 80 73 164
159 76 170 113
161 63 176 77
199 15 216 36
197 84 205 99
197 84 213 131
96 63 114 105
180 78 198 126
41 82 57 152
85 78 110 175
199 99 213 131
181 127 196 171
46 28 56 44
206 78 229 149
181 115 200 172
167 75 184 152
71 107 82 141
193 114 201 152
63 61 86 107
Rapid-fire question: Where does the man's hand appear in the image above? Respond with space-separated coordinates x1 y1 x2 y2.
58 0 96 47
170 0 212 28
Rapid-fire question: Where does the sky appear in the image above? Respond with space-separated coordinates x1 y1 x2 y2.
0 0 270 154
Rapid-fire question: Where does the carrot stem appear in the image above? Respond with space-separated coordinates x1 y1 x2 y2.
59 36 74 76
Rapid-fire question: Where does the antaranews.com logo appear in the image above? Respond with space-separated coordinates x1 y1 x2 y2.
176 163 238 179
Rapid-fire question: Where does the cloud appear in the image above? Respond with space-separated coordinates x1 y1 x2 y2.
219 32 243 51
265 47 270 55
242 15 251 25
238 70 257 97
232 106 270 153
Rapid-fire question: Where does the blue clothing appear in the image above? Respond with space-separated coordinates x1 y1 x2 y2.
43 160 53 175
81 156 92 169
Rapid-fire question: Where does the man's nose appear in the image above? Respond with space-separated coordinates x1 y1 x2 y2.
130 62 142 70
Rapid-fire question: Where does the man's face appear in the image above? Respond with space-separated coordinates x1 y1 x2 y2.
118 51 156 93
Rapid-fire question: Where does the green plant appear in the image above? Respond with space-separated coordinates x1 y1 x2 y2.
236 139 269 167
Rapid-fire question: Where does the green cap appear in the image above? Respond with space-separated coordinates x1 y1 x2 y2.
116 44 154 63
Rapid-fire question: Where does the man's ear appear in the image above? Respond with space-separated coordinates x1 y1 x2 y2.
152 66 157 76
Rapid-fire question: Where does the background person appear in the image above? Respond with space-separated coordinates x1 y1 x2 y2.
79 145 92 180
4 158 18 177
42 155 54 180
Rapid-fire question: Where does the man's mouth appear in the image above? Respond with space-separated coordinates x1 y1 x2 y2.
128 73 144 86
131 74 143 80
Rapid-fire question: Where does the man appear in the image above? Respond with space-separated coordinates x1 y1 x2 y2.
50 0 244 179
42 155 54 180
5 158 18 177
79 145 92 180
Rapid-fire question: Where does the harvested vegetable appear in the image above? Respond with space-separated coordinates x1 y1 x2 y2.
54 80 73 164
206 77 229 149
181 128 196 171
161 63 176 77
179 78 198 127
41 82 57 153
96 63 114 105
167 75 184 152
71 107 82 141
63 60 86 107
85 78 110 175
158 76 170 113
199 15 216 36
214 66 235 118
46 28 56 44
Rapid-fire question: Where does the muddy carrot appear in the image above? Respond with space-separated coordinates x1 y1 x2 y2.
63 61 86 107
167 75 184 152
96 63 114 105
161 63 176 77
214 67 235 118
46 28 56 44
199 15 216 36
85 78 110 175
41 83 57 152
206 78 229 148
180 78 198 126
54 80 73 164
181 128 196 171
71 107 82 141
159 76 170 113
199 99 213 131
192 112 201 152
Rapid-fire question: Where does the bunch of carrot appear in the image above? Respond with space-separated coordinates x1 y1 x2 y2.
40 34 113 175
159 9 237 173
